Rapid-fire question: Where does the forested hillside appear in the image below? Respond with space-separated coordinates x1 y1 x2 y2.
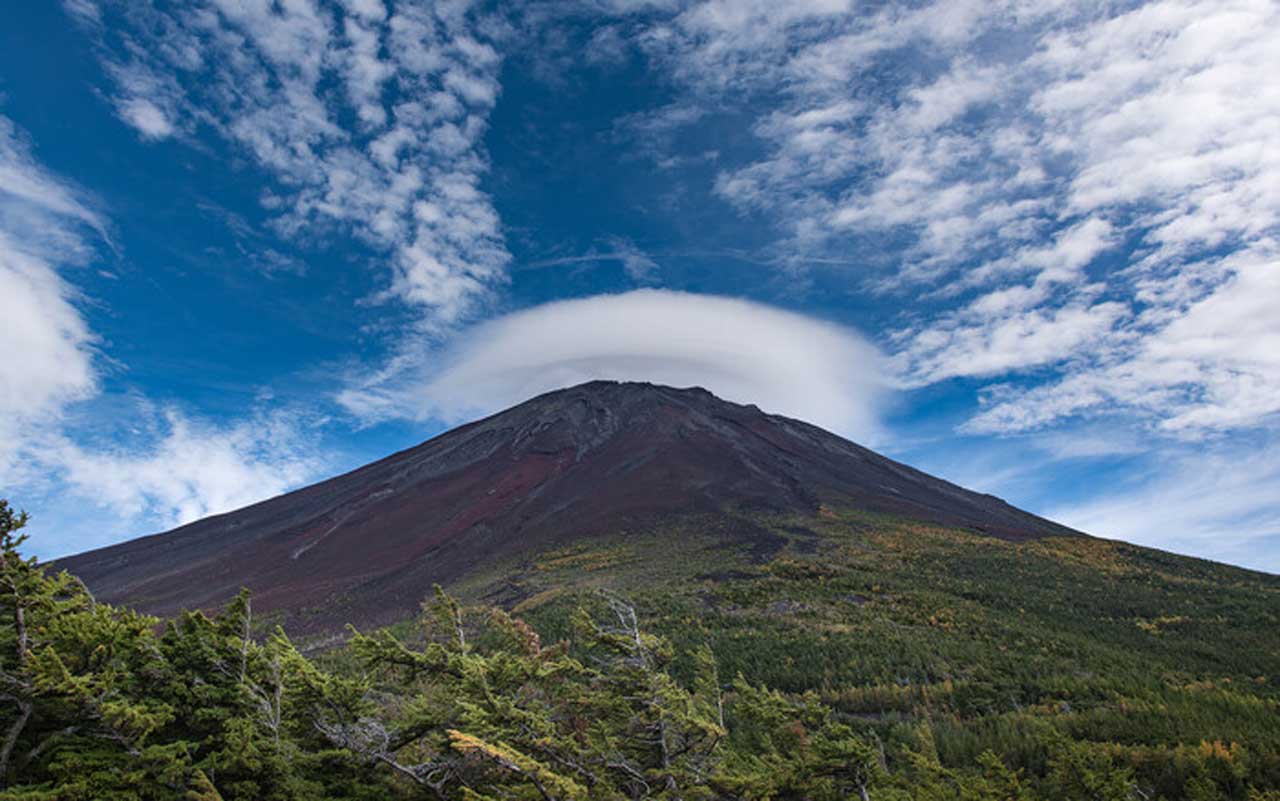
4 500 1280 800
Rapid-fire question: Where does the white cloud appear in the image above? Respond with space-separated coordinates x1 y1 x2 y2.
0 113 322 558
1049 438 1280 573
524 237 661 283
967 246 1280 434
650 0 861 91
48 407 320 535
0 116 101 473
595 236 660 283
338 289 887 441
13 399 327 561
626 0 1280 438
76 0 510 324
901 423 1280 572
0 119 106 241
0 233 98 428
899 301 1127 385
116 97 174 139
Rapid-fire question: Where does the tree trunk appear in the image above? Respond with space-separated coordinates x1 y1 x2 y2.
0 699 32 786
0 586 31 785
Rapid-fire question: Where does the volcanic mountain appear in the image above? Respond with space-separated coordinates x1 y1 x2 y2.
62 381 1076 634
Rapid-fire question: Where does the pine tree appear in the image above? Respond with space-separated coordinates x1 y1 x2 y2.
0 499 196 797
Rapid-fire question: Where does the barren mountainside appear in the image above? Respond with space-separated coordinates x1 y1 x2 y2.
62 381 1075 633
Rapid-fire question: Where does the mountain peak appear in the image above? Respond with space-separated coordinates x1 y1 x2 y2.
61 382 1075 635
474 380 763 458
507 379 742 420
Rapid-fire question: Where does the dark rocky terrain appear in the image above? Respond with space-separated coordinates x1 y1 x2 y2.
62 381 1075 633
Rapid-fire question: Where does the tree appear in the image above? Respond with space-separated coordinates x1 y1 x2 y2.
1043 735 1139 801
571 592 725 799
151 594 332 800
714 674 884 801
7 500 1276 800
310 586 594 799
0 499 197 797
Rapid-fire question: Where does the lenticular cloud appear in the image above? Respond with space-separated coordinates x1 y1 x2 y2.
339 290 887 443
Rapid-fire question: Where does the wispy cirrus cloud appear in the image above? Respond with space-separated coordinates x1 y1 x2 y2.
70 0 511 325
11 397 326 559
1048 435 1280 573
621 0 1280 438
42 405 321 552
523 236 661 283
0 116 102 464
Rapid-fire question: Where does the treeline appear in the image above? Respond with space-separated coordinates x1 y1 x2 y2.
1 501 1275 800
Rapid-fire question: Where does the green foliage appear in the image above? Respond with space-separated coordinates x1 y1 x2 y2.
455 508 1280 800
3 499 1280 800
0 499 188 798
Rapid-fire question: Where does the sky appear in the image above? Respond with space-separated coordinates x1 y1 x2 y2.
1 0 1278 573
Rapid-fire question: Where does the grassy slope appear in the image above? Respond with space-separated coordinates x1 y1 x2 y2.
431 506 1280 795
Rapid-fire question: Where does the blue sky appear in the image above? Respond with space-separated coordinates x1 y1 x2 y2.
2 0 1278 572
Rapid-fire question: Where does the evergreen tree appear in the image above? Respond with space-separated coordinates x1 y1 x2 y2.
0 500 196 797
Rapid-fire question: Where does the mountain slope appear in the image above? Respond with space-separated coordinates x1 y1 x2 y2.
47 382 1280 799
481 508 1280 801
61 381 1073 633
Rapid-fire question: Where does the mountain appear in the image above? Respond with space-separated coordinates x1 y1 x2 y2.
62 381 1073 634
46 382 1280 798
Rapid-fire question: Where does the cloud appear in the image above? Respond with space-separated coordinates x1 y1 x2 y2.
41 407 320 549
900 422 1280 573
602 236 660 283
967 247 1280 434
1048 437 1280 574
0 118 106 242
116 97 174 139
611 102 711 168
523 236 661 283
897 300 1127 385
75 0 510 325
338 289 887 441
0 233 98 429
0 113 323 558
0 116 102 472
11 400 326 559
12 397 328 560
619 0 1280 439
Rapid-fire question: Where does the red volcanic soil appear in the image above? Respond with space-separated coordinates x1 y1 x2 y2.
60 381 1076 635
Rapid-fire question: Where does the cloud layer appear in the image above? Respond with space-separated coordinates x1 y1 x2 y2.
339 289 887 441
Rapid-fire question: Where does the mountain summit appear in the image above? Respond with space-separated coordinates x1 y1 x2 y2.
62 381 1073 633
